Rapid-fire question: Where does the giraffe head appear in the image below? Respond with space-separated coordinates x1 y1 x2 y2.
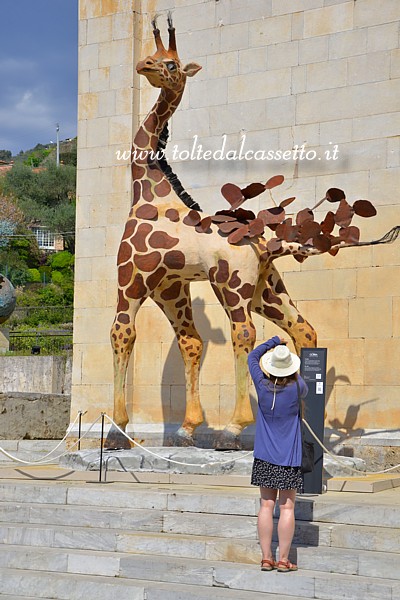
136 14 202 91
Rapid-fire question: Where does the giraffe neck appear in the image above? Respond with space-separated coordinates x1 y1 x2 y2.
133 87 183 159
131 85 201 211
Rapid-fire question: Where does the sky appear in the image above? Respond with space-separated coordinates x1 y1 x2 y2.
0 0 78 156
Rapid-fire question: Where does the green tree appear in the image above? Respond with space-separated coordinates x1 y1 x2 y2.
23 148 51 167
0 150 12 162
3 162 76 253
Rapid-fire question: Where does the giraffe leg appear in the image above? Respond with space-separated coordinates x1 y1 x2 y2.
106 291 144 450
208 264 258 450
152 283 204 446
252 263 317 352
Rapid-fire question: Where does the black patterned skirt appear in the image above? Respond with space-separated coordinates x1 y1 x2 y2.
251 457 304 492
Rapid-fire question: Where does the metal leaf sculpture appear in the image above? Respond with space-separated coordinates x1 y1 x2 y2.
172 173 396 258
215 176 387 257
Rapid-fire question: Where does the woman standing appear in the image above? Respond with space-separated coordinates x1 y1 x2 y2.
248 335 308 573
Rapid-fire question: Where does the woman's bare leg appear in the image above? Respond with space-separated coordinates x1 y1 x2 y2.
277 489 297 562
258 487 278 561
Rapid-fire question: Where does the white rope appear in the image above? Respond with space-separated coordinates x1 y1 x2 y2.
104 415 254 467
1 409 398 476
0 415 102 466
5 411 83 464
303 419 400 475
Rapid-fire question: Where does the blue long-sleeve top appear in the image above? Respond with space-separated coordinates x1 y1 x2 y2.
248 336 308 467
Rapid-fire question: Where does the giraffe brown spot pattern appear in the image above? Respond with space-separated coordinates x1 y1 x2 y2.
164 250 185 270
122 219 137 241
136 204 158 220
147 167 163 182
144 113 158 133
275 278 286 294
228 270 241 288
131 223 153 252
165 208 180 222
175 297 187 308
262 287 283 306
142 180 154 202
134 128 150 147
263 306 285 320
158 99 169 115
223 288 240 307
126 273 147 299
161 281 182 301
154 179 171 197
118 262 133 287
209 266 217 283
215 260 230 283
146 266 166 290
132 164 145 180
231 307 246 322
238 283 255 299
133 181 141 205
149 231 179 249
117 313 130 324
134 251 162 272
117 241 133 265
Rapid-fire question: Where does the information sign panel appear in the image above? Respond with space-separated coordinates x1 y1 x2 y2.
300 348 327 494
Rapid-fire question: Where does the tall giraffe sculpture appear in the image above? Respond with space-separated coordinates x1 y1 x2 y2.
107 16 399 450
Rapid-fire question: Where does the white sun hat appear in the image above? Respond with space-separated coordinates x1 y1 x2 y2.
261 344 300 377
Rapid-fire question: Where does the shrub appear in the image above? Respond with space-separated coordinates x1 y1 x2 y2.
28 268 41 283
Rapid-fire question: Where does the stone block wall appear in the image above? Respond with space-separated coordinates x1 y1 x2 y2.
72 0 400 442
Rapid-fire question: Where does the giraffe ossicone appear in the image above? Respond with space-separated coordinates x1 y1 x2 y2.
107 16 399 451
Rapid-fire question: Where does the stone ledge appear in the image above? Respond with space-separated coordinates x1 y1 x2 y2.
0 394 70 440
60 446 367 480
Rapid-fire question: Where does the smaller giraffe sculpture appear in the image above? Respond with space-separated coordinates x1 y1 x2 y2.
107 15 399 451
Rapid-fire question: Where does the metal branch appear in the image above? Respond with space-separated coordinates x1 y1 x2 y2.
344 225 400 247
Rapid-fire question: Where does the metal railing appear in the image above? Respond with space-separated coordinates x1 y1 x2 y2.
8 330 73 355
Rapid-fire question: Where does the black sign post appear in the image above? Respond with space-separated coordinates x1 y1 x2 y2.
300 348 327 495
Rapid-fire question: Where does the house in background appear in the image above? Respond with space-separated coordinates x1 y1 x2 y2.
0 160 13 175
29 226 64 252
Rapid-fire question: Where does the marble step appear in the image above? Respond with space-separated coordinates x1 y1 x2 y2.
0 512 399 558
1 540 400 580
0 502 359 550
1 481 400 529
119 553 400 599
0 568 307 600
2 553 398 600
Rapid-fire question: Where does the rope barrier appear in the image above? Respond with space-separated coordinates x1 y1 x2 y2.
104 415 254 467
0 415 102 466
7 412 82 464
302 418 400 475
0 411 399 476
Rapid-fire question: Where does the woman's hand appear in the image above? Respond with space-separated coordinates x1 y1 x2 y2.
279 336 289 345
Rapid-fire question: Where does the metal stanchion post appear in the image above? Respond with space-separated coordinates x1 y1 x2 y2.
99 413 105 483
78 411 82 451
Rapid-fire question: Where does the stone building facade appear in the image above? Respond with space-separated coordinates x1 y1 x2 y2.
72 0 400 443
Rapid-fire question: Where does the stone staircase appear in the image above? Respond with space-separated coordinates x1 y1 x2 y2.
0 477 399 599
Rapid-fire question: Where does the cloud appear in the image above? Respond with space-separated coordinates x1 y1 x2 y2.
0 58 36 74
